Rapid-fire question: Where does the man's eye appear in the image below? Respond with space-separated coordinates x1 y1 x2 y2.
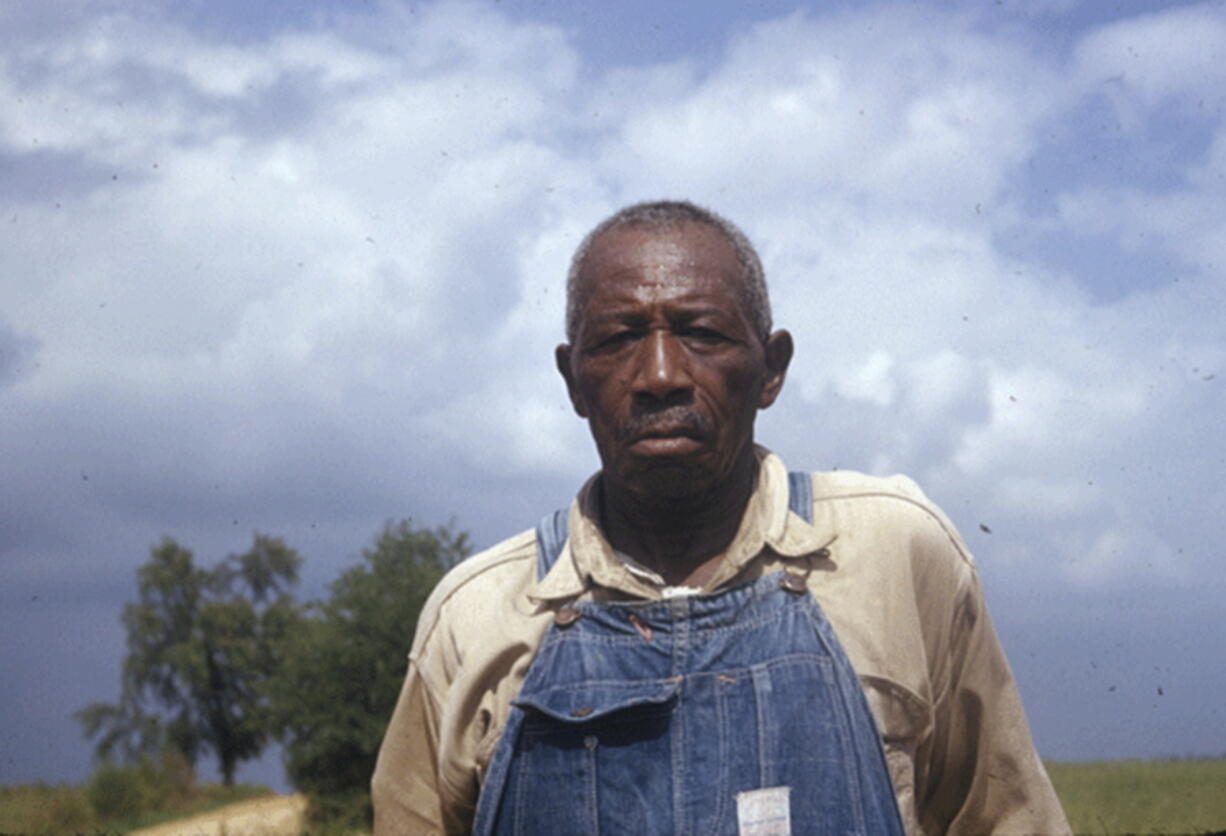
592 331 638 351
682 327 727 343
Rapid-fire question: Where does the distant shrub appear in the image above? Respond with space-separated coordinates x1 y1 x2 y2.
88 761 151 819
269 519 466 818
155 747 197 799
86 751 196 821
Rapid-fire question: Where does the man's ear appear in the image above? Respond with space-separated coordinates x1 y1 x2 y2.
555 343 588 418
757 329 793 410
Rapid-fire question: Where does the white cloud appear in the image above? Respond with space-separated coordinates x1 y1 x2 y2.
834 350 897 407
605 6 1062 220
901 350 982 424
2 0 1222 590
1075 2 1226 111
1064 524 1187 587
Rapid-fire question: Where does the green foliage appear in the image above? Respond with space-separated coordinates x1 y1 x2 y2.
268 519 468 814
87 759 154 819
1047 757 1226 835
85 748 195 821
74 517 466 824
77 534 302 785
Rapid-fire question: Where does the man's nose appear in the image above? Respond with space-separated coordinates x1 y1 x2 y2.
632 330 692 402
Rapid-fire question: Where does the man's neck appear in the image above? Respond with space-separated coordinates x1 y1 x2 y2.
598 449 758 588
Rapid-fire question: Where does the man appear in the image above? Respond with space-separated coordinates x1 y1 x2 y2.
373 201 1069 834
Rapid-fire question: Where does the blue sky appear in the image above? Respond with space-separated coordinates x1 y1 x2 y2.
2 0 1224 789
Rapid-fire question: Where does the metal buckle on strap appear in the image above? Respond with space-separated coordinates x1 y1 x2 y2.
554 606 581 626
781 572 807 594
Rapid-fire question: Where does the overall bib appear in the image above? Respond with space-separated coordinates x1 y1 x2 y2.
472 474 905 835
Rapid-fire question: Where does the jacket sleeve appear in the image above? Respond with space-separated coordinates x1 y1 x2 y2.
919 572 1070 835
371 658 449 835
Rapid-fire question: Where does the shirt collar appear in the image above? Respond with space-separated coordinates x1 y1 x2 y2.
528 447 834 602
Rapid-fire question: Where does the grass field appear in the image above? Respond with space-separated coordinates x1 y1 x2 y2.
1047 758 1226 835
0 783 95 834
3 759 1224 835
0 781 272 835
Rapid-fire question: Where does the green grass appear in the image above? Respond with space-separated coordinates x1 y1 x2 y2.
5 759 1225 835
104 782 274 832
1047 757 1226 835
0 781 272 835
0 783 98 834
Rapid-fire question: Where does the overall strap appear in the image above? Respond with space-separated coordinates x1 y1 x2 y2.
534 507 569 582
535 471 815 581
787 470 814 523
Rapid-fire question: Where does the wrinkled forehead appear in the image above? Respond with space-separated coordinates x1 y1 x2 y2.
575 221 746 308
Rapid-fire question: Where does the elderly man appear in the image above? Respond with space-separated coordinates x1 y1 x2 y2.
372 201 1069 834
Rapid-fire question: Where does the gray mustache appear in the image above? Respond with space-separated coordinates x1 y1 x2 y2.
620 408 711 441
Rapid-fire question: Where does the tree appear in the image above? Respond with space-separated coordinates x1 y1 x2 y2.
78 534 301 786
268 520 468 817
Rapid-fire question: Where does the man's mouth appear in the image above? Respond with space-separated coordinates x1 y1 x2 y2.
624 408 708 438
635 426 701 441
629 434 704 455
623 410 710 454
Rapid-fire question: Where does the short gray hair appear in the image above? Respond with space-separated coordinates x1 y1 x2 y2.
565 200 771 343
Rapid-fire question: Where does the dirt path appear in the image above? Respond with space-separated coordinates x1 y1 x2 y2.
128 793 308 836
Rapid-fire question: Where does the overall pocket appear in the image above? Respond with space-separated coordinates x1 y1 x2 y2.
500 679 680 835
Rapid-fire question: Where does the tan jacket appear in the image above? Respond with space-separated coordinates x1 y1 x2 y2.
372 450 1069 834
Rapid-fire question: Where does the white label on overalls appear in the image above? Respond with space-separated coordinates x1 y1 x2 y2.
736 785 792 835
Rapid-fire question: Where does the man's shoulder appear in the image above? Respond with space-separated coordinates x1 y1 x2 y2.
802 468 975 570
410 528 540 656
807 468 927 504
439 527 539 595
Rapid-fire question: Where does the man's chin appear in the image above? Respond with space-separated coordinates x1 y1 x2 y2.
615 458 720 505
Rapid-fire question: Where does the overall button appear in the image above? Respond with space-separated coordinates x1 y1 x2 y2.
571 706 594 718
554 607 581 626
781 573 807 593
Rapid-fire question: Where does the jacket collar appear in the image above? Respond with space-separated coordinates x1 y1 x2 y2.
528 447 834 602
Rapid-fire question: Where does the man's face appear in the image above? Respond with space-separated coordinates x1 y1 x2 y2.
557 222 790 503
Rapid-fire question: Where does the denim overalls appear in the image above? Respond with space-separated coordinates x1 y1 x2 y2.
473 474 905 835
